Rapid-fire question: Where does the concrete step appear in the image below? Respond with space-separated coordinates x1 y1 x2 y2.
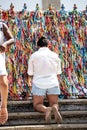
1 124 87 130
0 111 87 126
1 99 87 129
8 99 87 105
0 110 86 126
7 99 87 112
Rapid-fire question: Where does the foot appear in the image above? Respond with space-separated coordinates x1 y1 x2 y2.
45 107 52 123
52 105 62 123
0 108 8 125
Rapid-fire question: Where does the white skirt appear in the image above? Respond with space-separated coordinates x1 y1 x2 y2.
0 53 7 75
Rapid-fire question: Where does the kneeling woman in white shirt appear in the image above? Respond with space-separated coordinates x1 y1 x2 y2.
27 36 62 123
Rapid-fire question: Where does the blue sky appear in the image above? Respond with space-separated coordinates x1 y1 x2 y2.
61 0 87 11
0 0 86 11
0 0 42 11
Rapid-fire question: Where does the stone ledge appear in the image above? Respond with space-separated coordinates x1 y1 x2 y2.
1 124 87 130
8 111 87 119
8 99 87 105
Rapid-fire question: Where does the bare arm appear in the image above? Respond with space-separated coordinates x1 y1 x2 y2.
28 75 33 91
0 23 14 52
3 22 14 47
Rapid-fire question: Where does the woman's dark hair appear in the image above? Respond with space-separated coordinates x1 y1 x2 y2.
37 36 48 47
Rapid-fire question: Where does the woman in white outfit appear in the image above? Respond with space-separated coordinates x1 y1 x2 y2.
0 21 14 124
27 36 62 123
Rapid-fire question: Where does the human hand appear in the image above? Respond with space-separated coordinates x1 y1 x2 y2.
0 45 6 52
28 81 32 91
29 85 32 91
0 107 8 124
28 76 33 91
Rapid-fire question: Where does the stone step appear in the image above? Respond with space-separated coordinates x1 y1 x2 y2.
8 111 87 119
0 110 86 126
7 99 87 112
1 99 87 130
8 99 87 105
1 124 87 130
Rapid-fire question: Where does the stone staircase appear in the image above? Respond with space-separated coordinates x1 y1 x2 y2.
0 99 87 130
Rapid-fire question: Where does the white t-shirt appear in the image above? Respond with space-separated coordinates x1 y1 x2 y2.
0 21 7 75
0 22 4 45
27 47 62 89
